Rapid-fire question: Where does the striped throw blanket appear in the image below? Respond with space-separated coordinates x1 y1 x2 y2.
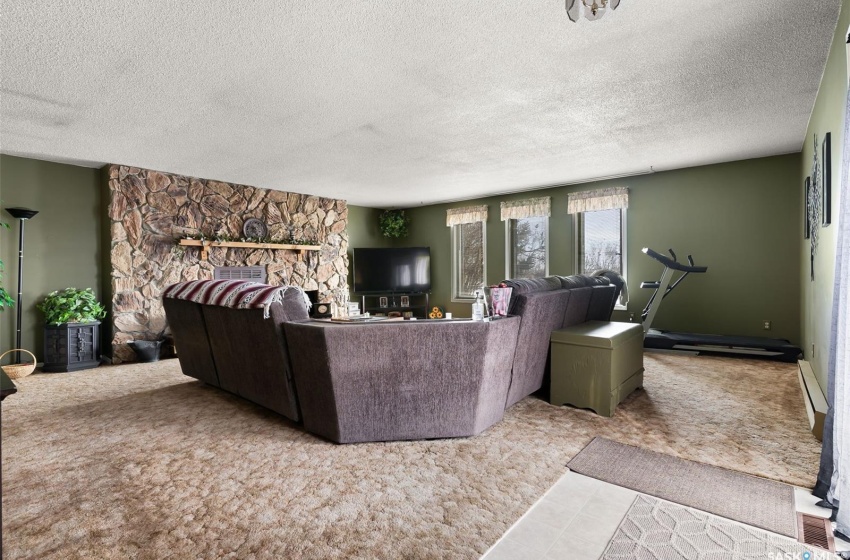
163 280 311 318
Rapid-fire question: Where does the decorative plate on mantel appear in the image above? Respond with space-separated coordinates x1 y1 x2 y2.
242 218 268 239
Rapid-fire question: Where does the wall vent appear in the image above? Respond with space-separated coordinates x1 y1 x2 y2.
214 266 266 283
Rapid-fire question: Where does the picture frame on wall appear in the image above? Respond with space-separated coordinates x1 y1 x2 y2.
379 296 388 308
822 132 832 226
400 296 410 308
804 176 811 239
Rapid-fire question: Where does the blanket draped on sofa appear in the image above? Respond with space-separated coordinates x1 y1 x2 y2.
163 279 311 318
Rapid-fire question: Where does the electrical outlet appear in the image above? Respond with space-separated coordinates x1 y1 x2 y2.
763 320 771 330
629 313 635 322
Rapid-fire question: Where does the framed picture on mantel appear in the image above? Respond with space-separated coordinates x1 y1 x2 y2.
822 132 832 226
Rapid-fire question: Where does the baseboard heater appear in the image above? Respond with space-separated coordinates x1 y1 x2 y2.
798 360 828 442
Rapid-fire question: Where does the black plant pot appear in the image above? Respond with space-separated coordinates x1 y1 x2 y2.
129 340 163 363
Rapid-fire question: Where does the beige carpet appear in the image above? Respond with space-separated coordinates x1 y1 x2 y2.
1 353 821 559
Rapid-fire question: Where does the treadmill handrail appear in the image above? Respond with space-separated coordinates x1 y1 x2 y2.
642 247 708 273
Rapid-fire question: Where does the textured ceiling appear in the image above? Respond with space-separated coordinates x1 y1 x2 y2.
0 1 841 208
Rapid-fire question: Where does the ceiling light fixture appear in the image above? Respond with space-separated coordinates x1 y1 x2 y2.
566 0 620 22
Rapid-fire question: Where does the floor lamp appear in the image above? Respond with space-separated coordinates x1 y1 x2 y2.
5 208 38 364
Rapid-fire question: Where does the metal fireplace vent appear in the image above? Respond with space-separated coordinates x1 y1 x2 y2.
214 266 266 283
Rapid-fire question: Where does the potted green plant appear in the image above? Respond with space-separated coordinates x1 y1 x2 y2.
37 288 106 372
378 209 410 238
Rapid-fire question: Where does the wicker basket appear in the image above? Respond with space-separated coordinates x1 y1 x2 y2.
1 349 37 379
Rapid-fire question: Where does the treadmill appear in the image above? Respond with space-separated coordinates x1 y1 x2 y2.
640 247 802 363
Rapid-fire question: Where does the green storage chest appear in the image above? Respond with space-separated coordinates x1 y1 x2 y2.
549 320 644 416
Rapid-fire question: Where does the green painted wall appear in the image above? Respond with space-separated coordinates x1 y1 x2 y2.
0 155 103 362
800 0 848 390
346 205 393 290
397 154 802 343
346 205 392 249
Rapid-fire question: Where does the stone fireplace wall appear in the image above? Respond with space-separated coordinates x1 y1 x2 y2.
106 165 349 362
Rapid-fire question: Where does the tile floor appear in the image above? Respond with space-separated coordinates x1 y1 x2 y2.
481 472 850 560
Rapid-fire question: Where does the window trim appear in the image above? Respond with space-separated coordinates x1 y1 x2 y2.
505 216 550 280
574 208 628 310
451 221 487 302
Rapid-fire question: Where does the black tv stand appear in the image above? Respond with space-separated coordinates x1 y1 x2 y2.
360 292 430 319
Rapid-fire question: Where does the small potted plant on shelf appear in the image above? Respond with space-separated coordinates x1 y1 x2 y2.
37 287 106 373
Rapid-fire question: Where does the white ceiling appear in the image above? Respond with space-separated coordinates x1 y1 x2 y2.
0 1 841 208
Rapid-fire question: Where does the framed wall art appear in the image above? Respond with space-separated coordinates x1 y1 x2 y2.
809 133 821 280
822 132 832 226
804 176 811 239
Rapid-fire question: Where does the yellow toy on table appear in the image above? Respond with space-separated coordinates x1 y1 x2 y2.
428 306 444 319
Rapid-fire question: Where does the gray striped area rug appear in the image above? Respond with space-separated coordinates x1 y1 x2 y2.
568 437 798 538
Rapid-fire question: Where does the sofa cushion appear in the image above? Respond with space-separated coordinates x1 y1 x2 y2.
201 297 304 422
502 276 562 313
503 276 563 294
557 275 610 289
586 285 617 321
563 286 593 326
591 270 627 313
162 298 220 387
505 289 571 407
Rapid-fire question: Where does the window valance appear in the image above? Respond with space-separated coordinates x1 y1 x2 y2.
446 205 488 227
500 197 551 221
567 187 629 214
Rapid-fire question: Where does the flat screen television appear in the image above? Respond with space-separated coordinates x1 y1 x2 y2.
353 247 431 294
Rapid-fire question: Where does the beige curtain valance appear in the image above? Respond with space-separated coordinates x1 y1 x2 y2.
567 187 629 214
446 205 488 227
500 197 551 221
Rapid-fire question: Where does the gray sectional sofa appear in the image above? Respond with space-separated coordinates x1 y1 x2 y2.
162 274 622 443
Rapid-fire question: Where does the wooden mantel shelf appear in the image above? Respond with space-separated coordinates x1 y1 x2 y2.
179 239 320 261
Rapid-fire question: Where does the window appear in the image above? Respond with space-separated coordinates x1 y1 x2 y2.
501 197 551 279
446 205 488 301
452 222 486 299
568 187 629 308
576 208 625 275
507 217 548 279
